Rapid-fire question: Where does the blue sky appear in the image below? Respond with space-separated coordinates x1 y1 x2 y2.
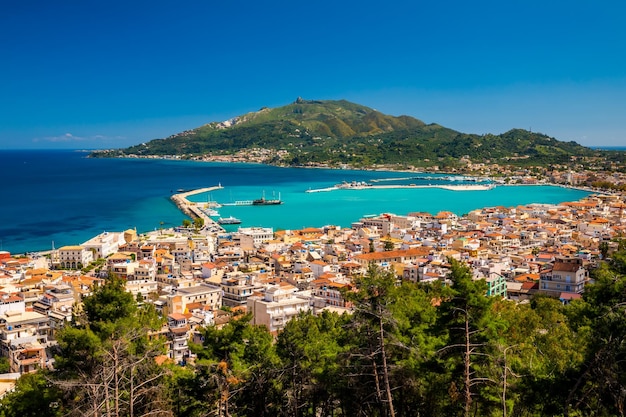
2 0 626 149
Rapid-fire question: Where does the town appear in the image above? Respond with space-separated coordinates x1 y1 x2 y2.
0 172 624 389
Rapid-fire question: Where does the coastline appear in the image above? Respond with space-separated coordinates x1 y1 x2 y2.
4 151 617 256
94 153 617 196
10 181 603 257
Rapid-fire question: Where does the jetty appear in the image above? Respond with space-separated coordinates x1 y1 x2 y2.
170 185 225 231
369 175 483 183
305 183 495 193
306 187 338 193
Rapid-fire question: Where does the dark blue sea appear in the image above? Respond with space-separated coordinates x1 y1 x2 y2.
0 150 592 255
590 146 626 151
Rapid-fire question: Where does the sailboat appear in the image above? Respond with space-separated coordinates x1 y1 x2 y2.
252 191 282 206
205 193 221 216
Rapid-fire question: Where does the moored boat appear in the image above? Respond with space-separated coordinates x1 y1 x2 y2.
253 191 282 205
218 216 241 225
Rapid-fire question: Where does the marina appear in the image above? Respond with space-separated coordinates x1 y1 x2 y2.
203 208 220 217
170 185 225 232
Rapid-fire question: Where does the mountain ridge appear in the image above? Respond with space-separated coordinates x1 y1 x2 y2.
93 98 595 168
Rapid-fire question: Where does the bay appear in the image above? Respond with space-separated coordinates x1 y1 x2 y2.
0 150 591 254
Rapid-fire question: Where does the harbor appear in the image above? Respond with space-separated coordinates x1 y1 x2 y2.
172 187 285 229
0 150 595 255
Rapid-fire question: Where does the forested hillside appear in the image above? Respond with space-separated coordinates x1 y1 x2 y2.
92 99 595 168
4 247 626 417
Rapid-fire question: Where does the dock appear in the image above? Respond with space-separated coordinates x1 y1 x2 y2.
222 200 254 206
369 175 483 183
305 187 338 193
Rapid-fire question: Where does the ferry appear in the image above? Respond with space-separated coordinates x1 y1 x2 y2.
218 216 242 225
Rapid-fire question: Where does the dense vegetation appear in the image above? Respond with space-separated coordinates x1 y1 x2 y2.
4 250 626 416
92 98 596 168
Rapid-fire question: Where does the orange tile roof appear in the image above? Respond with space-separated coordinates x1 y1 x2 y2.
514 273 540 282
355 247 430 261
435 211 455 219
168 313 187 321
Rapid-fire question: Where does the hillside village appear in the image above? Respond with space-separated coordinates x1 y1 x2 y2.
0 186 625 384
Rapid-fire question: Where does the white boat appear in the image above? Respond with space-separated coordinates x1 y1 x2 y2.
218 216 241 225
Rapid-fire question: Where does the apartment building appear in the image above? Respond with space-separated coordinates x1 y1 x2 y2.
82 231 125 259
247 284 311 333
353 247 431 268
167 284 222 315
219 272 261 308
55 245 93 270
166 313 190 362
236 227 274 248
0 310 49 374
310 278 352 310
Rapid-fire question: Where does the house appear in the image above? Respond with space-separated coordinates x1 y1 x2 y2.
540 257 588 299
200 262 219 281
309 260 331 278
0 293 25 316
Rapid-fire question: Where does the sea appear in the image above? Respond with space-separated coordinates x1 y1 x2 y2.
0 150 593 255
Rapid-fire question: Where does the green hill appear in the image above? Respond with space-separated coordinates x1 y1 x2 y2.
93 98 595 168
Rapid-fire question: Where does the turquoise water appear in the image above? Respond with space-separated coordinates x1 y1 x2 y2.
190 183 590 232
0 150 591 254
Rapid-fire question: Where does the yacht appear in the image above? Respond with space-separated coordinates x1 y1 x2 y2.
217 216 242 225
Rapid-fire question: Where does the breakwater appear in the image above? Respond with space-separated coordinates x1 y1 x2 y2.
305 183 495 193
170 185 225 231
